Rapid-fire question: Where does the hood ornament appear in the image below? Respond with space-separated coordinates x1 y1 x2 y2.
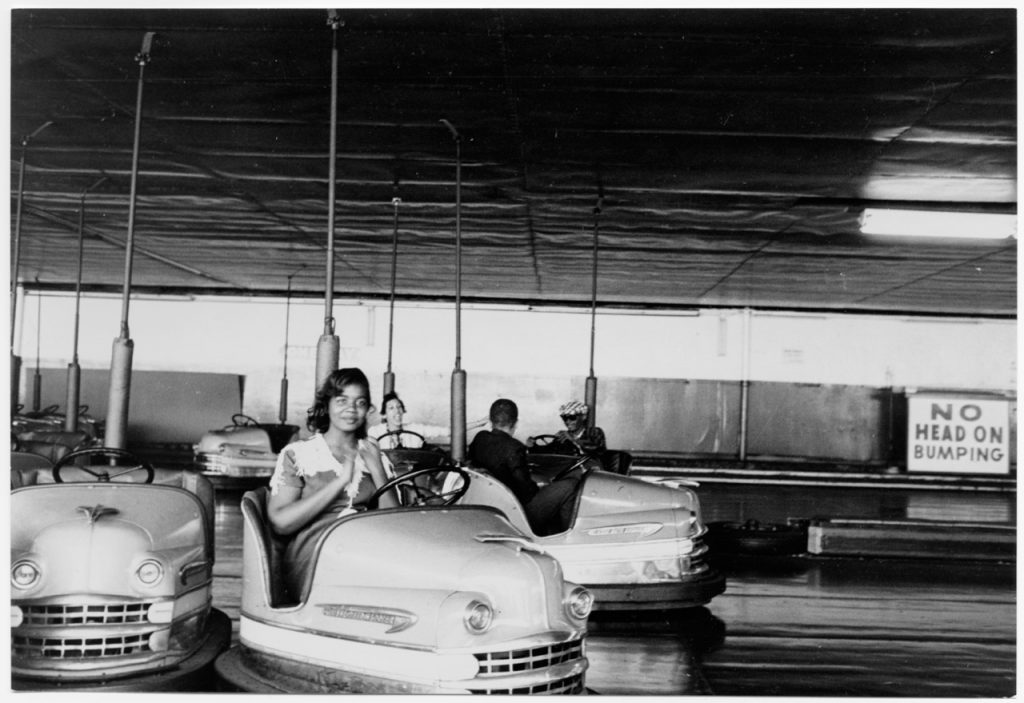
77 505 120 524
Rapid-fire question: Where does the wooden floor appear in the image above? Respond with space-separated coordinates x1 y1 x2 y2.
209 483 1016 697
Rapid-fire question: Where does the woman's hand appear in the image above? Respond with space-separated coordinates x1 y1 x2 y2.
268 472 353 536
364 443 399 509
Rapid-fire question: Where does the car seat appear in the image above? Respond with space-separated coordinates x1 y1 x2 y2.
10 451 53 475
241 487 294 607
601 449 633 475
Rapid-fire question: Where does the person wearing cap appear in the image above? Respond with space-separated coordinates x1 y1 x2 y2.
549 400 607 456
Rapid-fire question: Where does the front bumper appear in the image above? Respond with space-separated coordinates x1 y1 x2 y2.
586 569 726 611
225 615 588 694
12 608 231 692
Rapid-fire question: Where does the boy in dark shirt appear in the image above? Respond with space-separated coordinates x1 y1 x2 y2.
469 398 580 536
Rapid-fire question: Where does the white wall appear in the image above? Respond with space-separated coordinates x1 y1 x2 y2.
12 291 1016 438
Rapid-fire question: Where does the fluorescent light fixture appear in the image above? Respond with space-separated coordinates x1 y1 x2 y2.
859 208 1016 240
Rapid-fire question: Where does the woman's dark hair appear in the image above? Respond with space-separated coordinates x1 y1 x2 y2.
306 367 372 437
381 390 405 413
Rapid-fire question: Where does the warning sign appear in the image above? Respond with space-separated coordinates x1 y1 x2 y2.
907 394 1010 474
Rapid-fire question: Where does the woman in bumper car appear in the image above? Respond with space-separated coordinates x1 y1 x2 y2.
368 391 449 449
369 390 487 450
268 367 398 596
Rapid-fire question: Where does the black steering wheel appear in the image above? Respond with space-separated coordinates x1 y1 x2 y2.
530 433 582 455
368 465 470 509
52 446 155 484
552 454 592 482
377 429 427 447
530 434 560 447
232 413 260 427
27 403 61 419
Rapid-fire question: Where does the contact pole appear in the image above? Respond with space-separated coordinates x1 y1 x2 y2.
105 32 153 450
11 120 53 413
441 119 467 462
65 176 107 432
32 285 41 412
315 10 343 393
585 199 602 429
738 307 752 462
384 195 401 396
279 270 299 425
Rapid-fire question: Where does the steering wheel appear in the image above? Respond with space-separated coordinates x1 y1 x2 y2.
530 433 582 454
52 446 155 484
367 465 470 509
552 454 591 482
232 413 260 427
377 429 427 448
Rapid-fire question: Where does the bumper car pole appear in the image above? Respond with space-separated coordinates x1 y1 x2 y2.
315 11 344 392
278 269 300 425
104 32 153 450
31 284 42 413
384 194 401 396
441 118 467 463
10 120 52 414
65 177 107 433
738 307 752 462
585 198 602 428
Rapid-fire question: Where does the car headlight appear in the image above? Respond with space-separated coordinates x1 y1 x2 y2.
12 560 40 589
136 559 165 586
464 600 494 633
566 586 594 620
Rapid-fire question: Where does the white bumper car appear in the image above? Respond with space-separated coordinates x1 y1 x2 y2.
10 447 231 691
194 413 296 478
215 466 592 694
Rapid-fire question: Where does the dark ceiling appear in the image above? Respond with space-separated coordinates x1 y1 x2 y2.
9 8 1018 317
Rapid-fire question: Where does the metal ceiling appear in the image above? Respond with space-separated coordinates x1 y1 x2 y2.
9 8 1018 316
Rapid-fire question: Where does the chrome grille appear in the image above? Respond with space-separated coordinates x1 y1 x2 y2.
474 638 584 675
13 632 152 659
470 672 585 695
198 454 272 476
19 602 152 626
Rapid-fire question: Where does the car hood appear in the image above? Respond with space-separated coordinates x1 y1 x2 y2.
195 425 272 454
12 484 208 599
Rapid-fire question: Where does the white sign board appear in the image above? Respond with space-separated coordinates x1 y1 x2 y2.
907 394 1010 474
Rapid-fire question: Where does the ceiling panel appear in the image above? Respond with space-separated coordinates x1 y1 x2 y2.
10 8 1017 316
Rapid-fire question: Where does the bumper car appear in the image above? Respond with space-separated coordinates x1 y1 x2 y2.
12 404 99 464
705 518 810 557
529 433 634 475
455 453 725 612
378 429 451 474
193 413 297 479
10 447 231 691
214 466 592 694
